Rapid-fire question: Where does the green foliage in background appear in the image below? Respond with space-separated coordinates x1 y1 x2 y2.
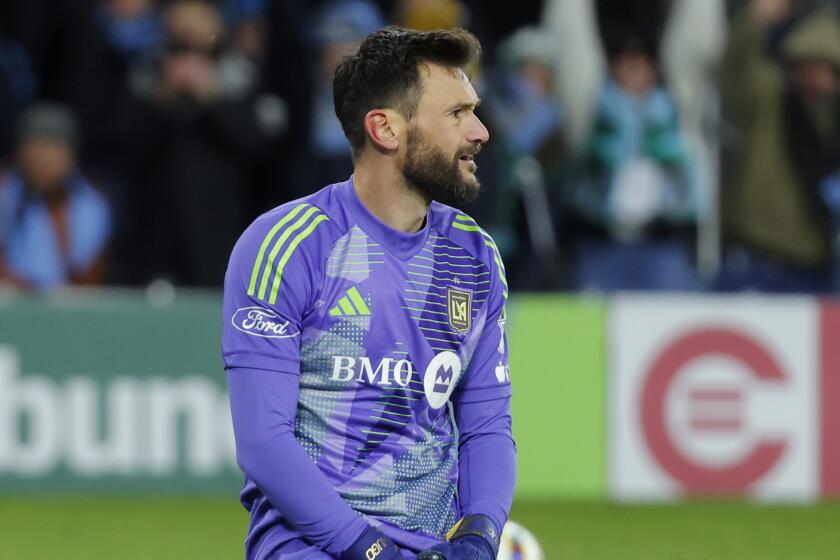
1 498 838 559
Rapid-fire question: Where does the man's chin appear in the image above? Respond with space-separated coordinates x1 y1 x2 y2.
462 176 481 194
459 167 479 187
454 181 481 206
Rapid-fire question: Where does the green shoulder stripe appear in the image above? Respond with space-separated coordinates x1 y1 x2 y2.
451 214 508 299
257 206 321 300
453 214 495 243
247 203 310 296
267 213 330 304
452 222 482 233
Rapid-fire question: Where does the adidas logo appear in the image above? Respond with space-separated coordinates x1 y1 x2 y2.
328 286 371 317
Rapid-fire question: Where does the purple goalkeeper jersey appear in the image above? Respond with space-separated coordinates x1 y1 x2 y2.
222 177 512 555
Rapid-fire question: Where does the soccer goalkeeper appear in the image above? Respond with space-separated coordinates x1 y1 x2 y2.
222 26 515 560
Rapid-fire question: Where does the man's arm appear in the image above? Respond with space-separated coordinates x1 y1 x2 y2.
454 396 516 535
427 220 515 559
223 204 409 559
228 366 406 559
417 398 515 560
227 367 367 555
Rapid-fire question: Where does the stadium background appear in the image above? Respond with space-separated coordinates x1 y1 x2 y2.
2 0 840 558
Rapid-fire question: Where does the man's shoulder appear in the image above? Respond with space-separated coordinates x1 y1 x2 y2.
430 202 509 298
225 183 352 302
430 202 498 263
238 183 352 255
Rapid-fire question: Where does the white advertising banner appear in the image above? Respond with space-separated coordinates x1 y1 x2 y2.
610 296 820 501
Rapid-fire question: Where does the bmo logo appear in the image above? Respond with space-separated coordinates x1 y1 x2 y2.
610 297 824 501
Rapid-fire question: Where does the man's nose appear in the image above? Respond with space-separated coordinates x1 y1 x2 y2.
467 114 490 144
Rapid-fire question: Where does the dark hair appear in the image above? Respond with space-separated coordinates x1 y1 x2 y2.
333 25 482 156
602 25 659 61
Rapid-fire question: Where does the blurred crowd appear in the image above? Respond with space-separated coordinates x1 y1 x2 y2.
1 0 840 295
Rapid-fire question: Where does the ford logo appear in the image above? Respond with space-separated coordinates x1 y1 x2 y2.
232 306 300 339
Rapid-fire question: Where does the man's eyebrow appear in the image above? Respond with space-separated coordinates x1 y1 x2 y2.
446 99 481 112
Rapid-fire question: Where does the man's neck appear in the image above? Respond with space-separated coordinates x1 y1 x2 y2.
352 161 429 233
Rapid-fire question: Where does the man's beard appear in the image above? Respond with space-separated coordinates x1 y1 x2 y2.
403 126 481 207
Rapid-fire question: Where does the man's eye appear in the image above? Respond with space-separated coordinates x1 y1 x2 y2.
452 109 463 118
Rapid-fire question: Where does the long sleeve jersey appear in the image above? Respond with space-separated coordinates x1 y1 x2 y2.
222 176 516 558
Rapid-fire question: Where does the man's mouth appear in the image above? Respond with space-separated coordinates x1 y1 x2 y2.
459 144 481 163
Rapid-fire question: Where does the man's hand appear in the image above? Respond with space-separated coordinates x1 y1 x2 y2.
417 514 499 560
416 535 494 560
340 525 409 560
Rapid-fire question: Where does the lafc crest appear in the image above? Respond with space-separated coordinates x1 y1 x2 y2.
447 287 472 333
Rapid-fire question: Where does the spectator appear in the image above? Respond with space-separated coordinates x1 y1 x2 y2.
786 10 840 262
289 0 384 196
564 28 699 291
65 0 165 284
81 0 163 160
0 12 36 163
97 0 162 63
488 28 563 161
483 27 564 289
0 103 112 291
395 0 467 31
260 0 317 210
224 0 268 63
7 1 162 171
126 0 284 287
720 3 840 293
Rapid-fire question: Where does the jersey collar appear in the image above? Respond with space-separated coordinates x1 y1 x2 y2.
339 175 431 260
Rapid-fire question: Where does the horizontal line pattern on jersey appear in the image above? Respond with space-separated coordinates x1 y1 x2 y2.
450 214 508 299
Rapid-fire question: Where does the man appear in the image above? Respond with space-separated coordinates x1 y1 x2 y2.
127 0 282 286
720 4 840 293
223 27 515 560
0 103 111 290
222 26 514 560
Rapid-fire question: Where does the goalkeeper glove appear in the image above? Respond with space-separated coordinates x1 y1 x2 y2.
340 525 408 560
416 514 499 560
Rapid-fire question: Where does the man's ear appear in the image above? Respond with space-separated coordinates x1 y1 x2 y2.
363 109 404 153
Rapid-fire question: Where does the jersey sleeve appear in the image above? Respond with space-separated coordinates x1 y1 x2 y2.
452 242 511 404
454 396 515 534
227 367 370 556
222 203 330 373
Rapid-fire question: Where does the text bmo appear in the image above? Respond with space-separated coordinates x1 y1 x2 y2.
330 356 415 387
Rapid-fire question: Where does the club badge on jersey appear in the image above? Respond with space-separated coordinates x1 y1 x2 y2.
447 287 472 332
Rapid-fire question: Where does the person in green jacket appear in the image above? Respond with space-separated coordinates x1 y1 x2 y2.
719 2 840 292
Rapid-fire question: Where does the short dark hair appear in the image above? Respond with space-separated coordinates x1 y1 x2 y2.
333 26 482 156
